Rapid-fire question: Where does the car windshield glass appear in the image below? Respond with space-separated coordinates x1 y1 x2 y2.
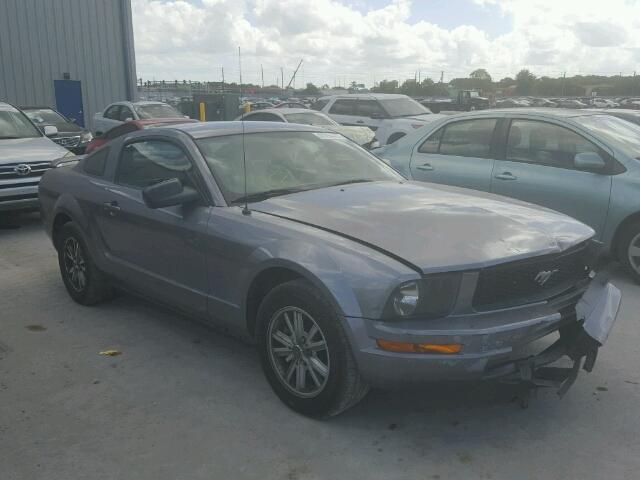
23 108 68 125
575 114 640 157
0 109 41 139
283 112 336 126
379 98 430 117
197 131 402 203
134 104 182 119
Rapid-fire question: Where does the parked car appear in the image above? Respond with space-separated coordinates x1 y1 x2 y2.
39 121 620 416
248 101 275 111
495 98 529 108
555 99 589 108
0 102 73 212
237 108 376 148
85 118 199 154
20 106 93 154
377 109 640 282
314 93 440 145
618 98 640 109
93 101 187 135
529 98 557 108
591 98 619 108
275 102 308 109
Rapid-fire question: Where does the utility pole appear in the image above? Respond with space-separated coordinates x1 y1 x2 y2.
261 64 264 89
281 67 284 96
439 71 444 83
221 67 225 92
286 59 303 89
633 71 637 96
561 71 566 96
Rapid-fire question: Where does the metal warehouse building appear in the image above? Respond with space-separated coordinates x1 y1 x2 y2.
0 0 137 130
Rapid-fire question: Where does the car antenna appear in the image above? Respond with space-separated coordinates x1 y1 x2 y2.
239 46 251 216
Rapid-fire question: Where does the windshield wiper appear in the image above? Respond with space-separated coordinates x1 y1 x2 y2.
232 187 309 204
324 179 375 187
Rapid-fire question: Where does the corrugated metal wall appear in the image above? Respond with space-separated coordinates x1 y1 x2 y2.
0 0 137 130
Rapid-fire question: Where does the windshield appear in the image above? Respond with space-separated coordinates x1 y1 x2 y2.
134 104 182 119
197 131 402 203
23 108 67 125
379 98 430 117
575 114 640 157
283 112 336 126
0 109 41 139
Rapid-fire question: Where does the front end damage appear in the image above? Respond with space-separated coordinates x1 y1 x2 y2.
490 275 621 397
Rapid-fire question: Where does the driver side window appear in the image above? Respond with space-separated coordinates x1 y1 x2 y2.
117 140 194 189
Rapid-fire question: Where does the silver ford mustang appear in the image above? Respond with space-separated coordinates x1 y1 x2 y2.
39 122 621 416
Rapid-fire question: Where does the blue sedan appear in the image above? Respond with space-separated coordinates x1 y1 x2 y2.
378 109 640 283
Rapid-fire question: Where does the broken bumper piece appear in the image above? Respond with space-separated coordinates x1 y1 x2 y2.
495 275 621 395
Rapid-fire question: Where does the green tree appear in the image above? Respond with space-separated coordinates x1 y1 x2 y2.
304 83 319 94
373 79 399 93
515 69 536 95
470 69 492 81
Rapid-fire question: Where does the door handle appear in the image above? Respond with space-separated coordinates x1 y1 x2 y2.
495 172 517 181
102 201 121 217
416 163 434 171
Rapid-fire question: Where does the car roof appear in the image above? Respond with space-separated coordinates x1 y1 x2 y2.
166 120 325 139
451 107 612 119
247 108 313 115
318 93 409 100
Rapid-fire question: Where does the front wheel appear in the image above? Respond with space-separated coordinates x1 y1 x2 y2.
618 221 640 283
256 280 369 417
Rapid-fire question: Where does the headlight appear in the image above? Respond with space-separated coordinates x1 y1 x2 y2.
385 274 462 319
392 281 419 316
80 131 93 143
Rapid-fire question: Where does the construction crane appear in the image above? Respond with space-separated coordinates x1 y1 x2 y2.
286 59 303 89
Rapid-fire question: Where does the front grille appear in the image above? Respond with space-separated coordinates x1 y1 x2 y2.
473 243 591 311
53 136 81 147
0 161 52 180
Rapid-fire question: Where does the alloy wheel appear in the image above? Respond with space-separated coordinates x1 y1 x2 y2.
267 306 330 398
628 232 640 275
63 237 87 292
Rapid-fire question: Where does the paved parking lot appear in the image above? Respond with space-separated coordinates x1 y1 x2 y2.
1 213 639 480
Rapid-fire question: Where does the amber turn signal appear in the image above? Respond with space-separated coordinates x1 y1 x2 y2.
376 339 462 354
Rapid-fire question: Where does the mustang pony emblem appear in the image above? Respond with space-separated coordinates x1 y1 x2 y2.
534 269 559 286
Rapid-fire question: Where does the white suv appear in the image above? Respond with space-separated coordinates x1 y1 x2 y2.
313 93 443 145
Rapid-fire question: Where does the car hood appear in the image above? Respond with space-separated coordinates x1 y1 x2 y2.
324 125 375 145
253 181 594 273
0 136 70 164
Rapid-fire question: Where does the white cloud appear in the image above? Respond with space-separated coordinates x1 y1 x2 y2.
131 0 640 86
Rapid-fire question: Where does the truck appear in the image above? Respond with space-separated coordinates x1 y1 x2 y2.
420 88 490 113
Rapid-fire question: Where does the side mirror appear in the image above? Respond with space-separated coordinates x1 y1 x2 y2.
368 139 381 150
44 125 58 137
69 117 77 124
142 178 200 209
574 152 606 172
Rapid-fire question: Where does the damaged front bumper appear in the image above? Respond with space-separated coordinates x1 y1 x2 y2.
344 274 621 392
490 275 621 395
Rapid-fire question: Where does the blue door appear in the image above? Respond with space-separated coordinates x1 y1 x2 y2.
54 80 85 127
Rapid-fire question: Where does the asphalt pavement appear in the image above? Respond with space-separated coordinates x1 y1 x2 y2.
1 213 639 480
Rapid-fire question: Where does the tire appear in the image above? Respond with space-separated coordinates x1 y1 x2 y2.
57 222 114 305
618 221 640 284
387 132 406 145
256 279 369 417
